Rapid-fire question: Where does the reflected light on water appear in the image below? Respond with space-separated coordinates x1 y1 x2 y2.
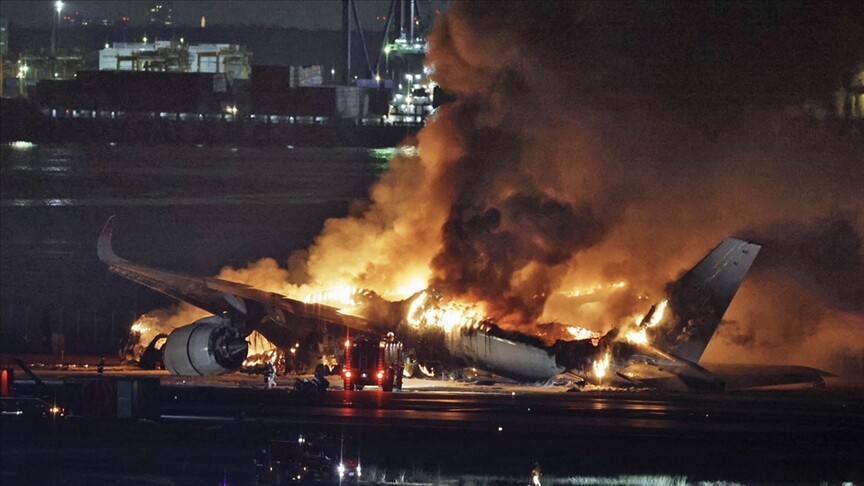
46 199 72 206
7 198 74 207
44 166 71 172
8 141 36 150
10 165 71 173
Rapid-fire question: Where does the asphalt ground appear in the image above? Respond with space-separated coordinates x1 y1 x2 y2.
2 362 863 485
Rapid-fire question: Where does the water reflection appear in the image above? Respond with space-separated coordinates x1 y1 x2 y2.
2 194 359 208
8 141 36 150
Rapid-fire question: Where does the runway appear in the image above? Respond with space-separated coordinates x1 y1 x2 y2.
3 366 863 485
162 381 863 434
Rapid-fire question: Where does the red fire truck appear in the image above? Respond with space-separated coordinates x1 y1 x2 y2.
341 333 403 392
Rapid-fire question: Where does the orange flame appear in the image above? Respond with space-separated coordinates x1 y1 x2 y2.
406 291 488 332
592 350 611 381
624 299 668 345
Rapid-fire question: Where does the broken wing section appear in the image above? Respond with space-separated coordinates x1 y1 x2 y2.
651 238 761 363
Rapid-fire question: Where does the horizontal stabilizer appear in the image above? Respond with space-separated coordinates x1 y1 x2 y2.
617 363 689 392
705 364 827 391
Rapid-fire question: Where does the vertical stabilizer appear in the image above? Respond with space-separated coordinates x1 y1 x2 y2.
652 238 760 363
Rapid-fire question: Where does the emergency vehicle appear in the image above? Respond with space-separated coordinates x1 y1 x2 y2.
341 333 403 391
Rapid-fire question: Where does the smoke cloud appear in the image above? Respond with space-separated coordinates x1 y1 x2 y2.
204 2 862 374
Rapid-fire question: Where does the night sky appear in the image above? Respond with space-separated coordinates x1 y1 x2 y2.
0 0 449 29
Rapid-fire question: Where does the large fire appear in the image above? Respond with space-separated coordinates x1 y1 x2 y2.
125 1 864 377
123 314 165 363
405 291 487 332
242 331 281 368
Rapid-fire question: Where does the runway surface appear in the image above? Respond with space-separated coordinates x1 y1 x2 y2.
3 366 863 485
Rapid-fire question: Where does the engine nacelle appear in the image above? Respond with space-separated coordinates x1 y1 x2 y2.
162 316 249 376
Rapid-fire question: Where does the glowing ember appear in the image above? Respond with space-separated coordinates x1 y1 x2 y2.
242 347 280 368
242 331 280 367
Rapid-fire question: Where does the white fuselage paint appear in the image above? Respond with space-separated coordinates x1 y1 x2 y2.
447 328 564 381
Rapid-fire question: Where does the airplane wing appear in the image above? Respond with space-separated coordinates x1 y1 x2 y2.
98 216 366 337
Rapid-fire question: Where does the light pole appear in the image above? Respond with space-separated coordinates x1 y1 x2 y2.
51 1 63 57
51 0 64 81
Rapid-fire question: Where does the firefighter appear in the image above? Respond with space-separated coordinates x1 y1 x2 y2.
531 462 542 486
310 363 329 392
264 361 277 389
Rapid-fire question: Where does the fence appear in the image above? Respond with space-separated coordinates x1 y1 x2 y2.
0 301 137 356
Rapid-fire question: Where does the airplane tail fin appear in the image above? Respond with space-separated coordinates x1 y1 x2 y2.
97 215 122 264
651 238 760 363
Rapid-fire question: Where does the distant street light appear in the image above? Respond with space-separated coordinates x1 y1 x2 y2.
51 1 64 57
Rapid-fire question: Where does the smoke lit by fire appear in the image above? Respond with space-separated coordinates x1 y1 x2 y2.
137 2 862 375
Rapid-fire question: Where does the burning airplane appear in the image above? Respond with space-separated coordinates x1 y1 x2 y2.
99 217 825 391
98 1 861 386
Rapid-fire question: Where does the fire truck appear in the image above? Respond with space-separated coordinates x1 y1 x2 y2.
341 333 403 392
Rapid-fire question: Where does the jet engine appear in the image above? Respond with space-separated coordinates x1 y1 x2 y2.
162 316 249 375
